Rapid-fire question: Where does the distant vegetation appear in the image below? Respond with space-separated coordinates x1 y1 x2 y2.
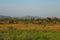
0 17 60 25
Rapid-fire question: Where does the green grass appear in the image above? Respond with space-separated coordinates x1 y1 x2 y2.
0 28 60 40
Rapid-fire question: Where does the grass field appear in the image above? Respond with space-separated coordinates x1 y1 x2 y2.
0 24 60 40
0 24 60 31
0 29 60 40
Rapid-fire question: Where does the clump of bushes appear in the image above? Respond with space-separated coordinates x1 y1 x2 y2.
0 17 60 25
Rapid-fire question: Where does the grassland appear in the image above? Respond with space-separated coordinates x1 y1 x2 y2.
0 24 60 40
0 28 60 40
0 24 60 32
0 18 60 40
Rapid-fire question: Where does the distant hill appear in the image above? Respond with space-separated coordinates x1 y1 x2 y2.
0 15 11 18
0 15 40 19
21 16 40 19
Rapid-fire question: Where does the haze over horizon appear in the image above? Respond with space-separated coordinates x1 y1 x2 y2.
0 0 60 17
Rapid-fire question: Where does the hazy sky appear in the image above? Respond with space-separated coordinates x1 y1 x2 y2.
0 0 60 17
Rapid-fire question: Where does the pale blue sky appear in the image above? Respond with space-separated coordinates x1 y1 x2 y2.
0 0 60 17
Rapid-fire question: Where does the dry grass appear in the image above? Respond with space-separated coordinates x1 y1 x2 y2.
0 23 60 32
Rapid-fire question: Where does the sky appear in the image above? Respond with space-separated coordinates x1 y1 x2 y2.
0 0 60 17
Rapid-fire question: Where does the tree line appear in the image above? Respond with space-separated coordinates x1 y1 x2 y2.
0 17 60 25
